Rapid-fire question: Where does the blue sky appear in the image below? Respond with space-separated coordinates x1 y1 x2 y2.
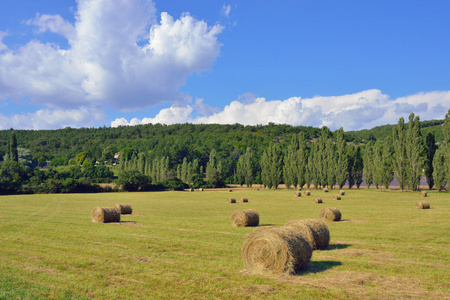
0 0 449 130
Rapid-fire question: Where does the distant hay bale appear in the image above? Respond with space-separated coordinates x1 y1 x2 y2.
115 204 132 215
313 198 323 204
319 207 341 222
240 197 249 203
339 190 345 196
295 191 301 197
200 188 203 191
305 191 311 196
190 188 194 192
228 198 236 203
415 201 430 209
229 189 233 192
323 188 329 193
334 196 341 200
92 207 120 223
242 226 312 275
231 209 259 227
420 191 427 197
286 219 330 250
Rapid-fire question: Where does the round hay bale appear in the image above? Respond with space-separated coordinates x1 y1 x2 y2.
313 198 323 204
420 191 427 197
190 188 194 192
228 198 236 203
286 219 330 250
283 221 315 249
200 188 203 191
339 190 345 196
240 197 249 203
295 191 301 197
229 189 233 192
415 201 430 209
305 191 311 196
115 204 132 215
231 209 259 227
323 188 329 193
319 207 341 222
242 226 312 275
92 207 120 223
334 196 341 200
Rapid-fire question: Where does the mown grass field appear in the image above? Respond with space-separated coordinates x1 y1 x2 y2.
0 188 449 299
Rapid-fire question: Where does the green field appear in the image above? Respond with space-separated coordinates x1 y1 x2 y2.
0 188 449 299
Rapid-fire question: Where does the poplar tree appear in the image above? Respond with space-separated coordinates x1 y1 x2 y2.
9 131 19 163
354 146 364 189
283 135 298 189
372 140 383 189
405 113 424 191
443 109 450 186
424 132 438 190
236 155 245 186
296 132 308 189
326 138 336 189
432 148 447 191
393 117 408 191
363 142 374 189
243 147 254 187
316 127 331 188
381 137 394 189
346 145 355 189
260 143 282 189
335 128 348 189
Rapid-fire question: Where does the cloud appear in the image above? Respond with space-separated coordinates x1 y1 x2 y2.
221 5 231 18
111 89 450 131
0 0 223 120
0 107 105 130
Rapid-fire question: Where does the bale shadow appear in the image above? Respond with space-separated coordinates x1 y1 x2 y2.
322 243 351 251
258 224 275 227
296 260 342 275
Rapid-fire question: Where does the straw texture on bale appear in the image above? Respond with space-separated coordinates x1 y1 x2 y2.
115 204 132 215
420 191 427 197
285 219 330 250
339 190 345 196
231 209 259 227
240 197 249 203
415 201 430 209
92 207 120 223
295 192 301 197
334 196 341 200
242 226 312 275
313 198 323 204
323 188 329 192
319 207 341 221
305 191 311 196
228 198 236 203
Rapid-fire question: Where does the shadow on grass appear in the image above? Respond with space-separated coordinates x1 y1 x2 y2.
323 243 352 250
257 224 275 227
296 260 342 275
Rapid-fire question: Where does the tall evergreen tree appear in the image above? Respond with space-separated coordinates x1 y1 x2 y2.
424 132 438 190
393 117 408 191
405 113 425 191
335 128 348 189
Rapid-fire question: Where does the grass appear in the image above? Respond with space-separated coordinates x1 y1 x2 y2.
0 188 449 299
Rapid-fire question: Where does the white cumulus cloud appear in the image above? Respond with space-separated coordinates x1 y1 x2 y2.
0 0 223 129
111 89 450 131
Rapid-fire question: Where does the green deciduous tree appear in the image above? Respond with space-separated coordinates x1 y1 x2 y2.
432 148 447 191
335 128 348 189
393 117 408 191
363 141 374 189
424 132 438 190
354 146 364 189
405 113 425 191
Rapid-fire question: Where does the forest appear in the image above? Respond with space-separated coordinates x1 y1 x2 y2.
0 110 449 195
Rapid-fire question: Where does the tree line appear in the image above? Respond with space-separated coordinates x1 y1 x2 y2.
0 110 449 194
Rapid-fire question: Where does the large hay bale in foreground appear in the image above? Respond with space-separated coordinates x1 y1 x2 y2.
334 196 341 200
240 197 249 203
242 226 312 275
231 209 259 227
313 198 323 204
228 198 236 203
415 201 430 209
319 207 341 221
420 191 427 197
286 219 330 250
115 204 132 215
92 207 120 223
305 191 311 196
339 190 345 196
